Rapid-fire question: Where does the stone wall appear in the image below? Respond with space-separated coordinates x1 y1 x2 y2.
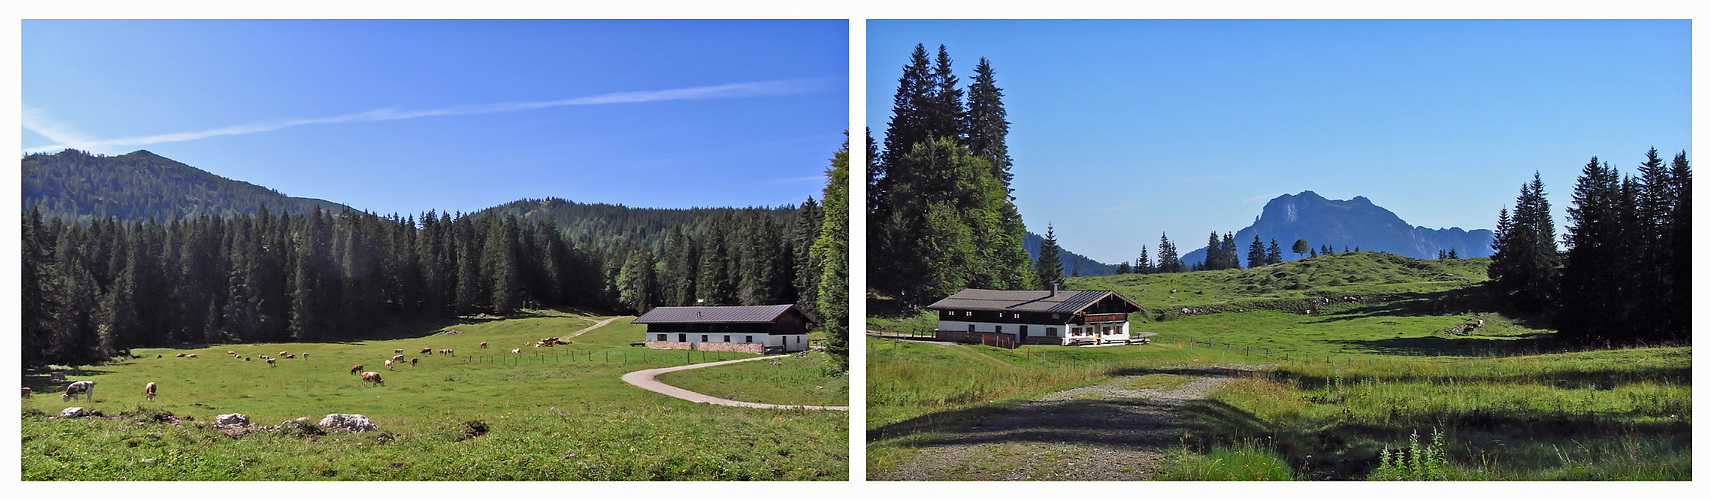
643 341 764 354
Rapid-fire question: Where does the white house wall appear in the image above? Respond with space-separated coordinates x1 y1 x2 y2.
937 320 1132 342
646 331 808 352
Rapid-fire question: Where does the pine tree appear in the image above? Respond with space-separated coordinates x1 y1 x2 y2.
1219 232 1238 269
814 137 851 370
964 57 1012 188
1035 223 1065 289
1489 172 1560 314
1157 233 1181 273
1560 157 1624 342
1135 247 1154 274
1115 261 1131 274
1266 238 1283 265
1247 234 1267 268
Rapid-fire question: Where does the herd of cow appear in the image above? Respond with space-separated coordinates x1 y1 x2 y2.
28 341 503 403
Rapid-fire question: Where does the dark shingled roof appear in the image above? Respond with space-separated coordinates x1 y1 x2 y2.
631 304 800 324
925 289 1142 314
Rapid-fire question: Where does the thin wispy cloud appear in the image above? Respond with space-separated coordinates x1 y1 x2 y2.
24 78 834 154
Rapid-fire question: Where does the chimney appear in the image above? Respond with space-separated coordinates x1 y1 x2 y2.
1050 281 1058 296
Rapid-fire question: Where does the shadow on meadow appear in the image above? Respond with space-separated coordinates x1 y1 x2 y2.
1324 336 1556 357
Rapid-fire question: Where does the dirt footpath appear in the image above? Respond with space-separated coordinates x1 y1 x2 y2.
871 364 1272 481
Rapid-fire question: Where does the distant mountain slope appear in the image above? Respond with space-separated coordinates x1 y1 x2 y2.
22 149 348 222
1023 231 1118 277
1182 191 1493 266
475 197 801 250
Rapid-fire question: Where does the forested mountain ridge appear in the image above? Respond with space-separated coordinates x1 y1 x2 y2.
1181 191 1494 266
22 149 349 222
475 197 799 252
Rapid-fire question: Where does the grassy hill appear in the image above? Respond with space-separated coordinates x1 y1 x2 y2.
22 312 846 480
866 251 1689 480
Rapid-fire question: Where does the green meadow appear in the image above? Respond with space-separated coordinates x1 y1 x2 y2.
866 252 1689 480
22 311 847 480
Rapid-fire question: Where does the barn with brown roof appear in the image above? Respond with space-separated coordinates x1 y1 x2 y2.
631 304 810 353
926 287 1145 348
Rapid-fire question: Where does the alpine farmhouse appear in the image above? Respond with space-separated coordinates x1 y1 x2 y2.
632 304 810 354
927 287 1146 348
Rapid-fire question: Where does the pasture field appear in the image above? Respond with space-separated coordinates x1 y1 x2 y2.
866 252 1690 480
657 350 849 407
21 311 847 480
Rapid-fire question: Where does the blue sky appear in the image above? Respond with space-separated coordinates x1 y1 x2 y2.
868 20 1690 264
24 19 848 215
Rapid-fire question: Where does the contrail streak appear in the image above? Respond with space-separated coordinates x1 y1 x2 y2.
24 78 832 153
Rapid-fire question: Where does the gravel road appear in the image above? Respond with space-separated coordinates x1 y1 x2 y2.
870 364 1273 481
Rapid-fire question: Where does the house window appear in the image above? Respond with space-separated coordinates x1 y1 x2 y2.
723 335 730 342
964 311 973 317
745 335 753 343
1020 325 1029 336
1047 327 1058 337
678 334 687 342
1013 313 1021 319
656 334 666 341
701 335 708 342
994 325 1003 334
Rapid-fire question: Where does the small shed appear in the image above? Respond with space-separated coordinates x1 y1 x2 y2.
631 304 810 353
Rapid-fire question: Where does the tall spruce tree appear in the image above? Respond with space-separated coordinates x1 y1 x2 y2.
964 57 1012 189
814 137 851 370
1157 233 1181 273
1489 172 1559 314
1135 247 1154 274
1247 234 1267 268
1035 223 1065 288
1266 238 1283 265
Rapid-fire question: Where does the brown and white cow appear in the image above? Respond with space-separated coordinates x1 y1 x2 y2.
350 364 364 375
479 342 488 348
144 382 157 401
391 354 406 363
267 358 277 366
62 381 94 402
22 387 31 398
384 359 394 370
395 348 404 354
420 348 433 354
360 372 385 387
409 357 418 367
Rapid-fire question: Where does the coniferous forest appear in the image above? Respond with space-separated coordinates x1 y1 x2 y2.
1488 148 1691 344
21 145 849 370
868 44 1034 307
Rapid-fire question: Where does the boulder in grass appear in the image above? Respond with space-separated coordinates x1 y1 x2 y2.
318 413 379 432
215 413 250 426
59 407 87 418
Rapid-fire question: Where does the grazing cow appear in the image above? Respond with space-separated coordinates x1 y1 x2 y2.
267 358 277 366
392 354 406 363
245 357 251 361
395 348 404 354
421 348 432 354
360 372 385 387
62 381 94 402
157 355 163 358
144 382 157 401
185 354 197 358
511 348 521 354
445 349 454 357
285 354 296 359
227 350 237 355
259 355 269 360
385 359 394 370
279 351 289 358
51 371 65 383
409 357 418 367
175 353 186 358
22 387 31 398
350 364 364 375
480 342 488 348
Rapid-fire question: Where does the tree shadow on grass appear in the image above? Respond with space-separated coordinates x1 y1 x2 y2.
1324 336 1557 357
871 397 1189 452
